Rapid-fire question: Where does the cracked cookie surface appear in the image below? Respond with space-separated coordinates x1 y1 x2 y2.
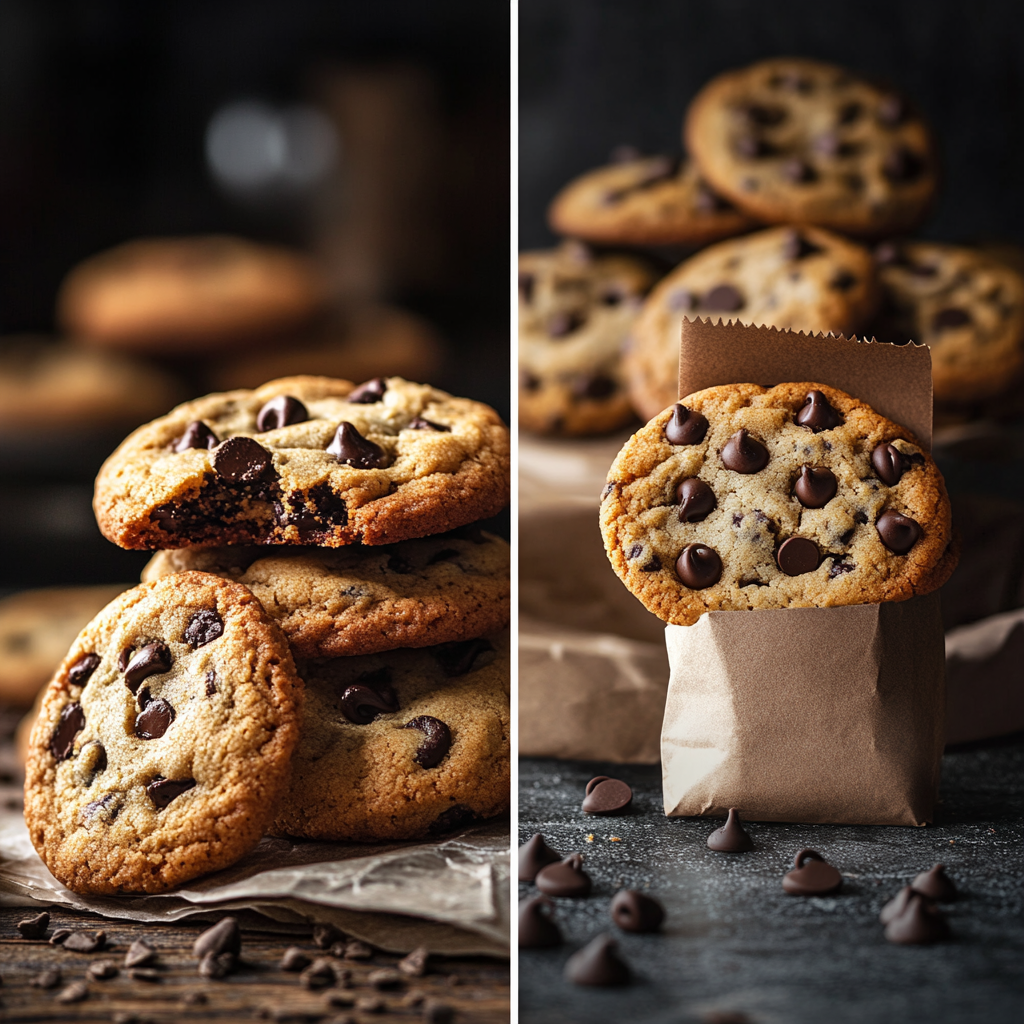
142 527 510 658
94 375 510 549
23 572 302 894
601 382 955 626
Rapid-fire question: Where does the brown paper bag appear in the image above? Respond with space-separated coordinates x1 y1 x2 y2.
662 319 947 825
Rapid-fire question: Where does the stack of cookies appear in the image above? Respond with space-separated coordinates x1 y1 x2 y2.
521 56 1024 433
22 374 511 894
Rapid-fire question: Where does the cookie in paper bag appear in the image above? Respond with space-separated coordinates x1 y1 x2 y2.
601 382 956 625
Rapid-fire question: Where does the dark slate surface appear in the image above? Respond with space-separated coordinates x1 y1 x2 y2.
519 737 1024 1024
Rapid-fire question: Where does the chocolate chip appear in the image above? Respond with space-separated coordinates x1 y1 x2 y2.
829 558 855 578
782 849 842 895
536 854 592 898
675 544 722 589
408 415 450 431
547 311 584 338
776 537 820 576
173 421 218 453
214 435 272 483
610 890 664 933
348 377 387 404
87 959 118 980
17 911 50 939
626 543 643 559
882 146 925 182
518 272 535 303
703 283 745 312
147 775 196 809
721 429 769 472
30 968 61 988
876 94 907 126
327 422 386 469
397 946 429 977
124 939 157 968
519 896 562 948
313 923 345 949
68 652 101 687
300 958 336 988
872 443 906 485
339 670 399 724
343 939 373 959
49 701 84 761
564 933 630 987
640 555 662 572
781 158 816 183
63 929 106 953
128 967 161 983
879 885 918 925
582 776 632 814
884 893 950 944
912 864 958 901
665 404 709 445
280 947 311 972
432 638 496 676
404 716 451 769
256 395 308 431
519 833 561 881
677 478 717 522
796 390 841 431
573 374 617 400
135 698 175 740
830 270 857 291
184 608 223 649
876 510 921 554
199 951 235 978
782 230 823 261
50 928 71 945
204 670 217 697
56 980 89 1003
668 287 696 311
838 100 863 124
794 465 837 508
854 510 869 525
707 807 754 852
932 307 972 330
123 642 171 693
194 917 241 959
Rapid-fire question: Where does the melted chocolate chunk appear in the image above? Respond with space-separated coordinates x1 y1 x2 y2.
306 482 348 526
676 478 717 522
404 716 451 768
564 933 630 987
408 415 451 431
796 390 841 431
173 421 218 453
519 834 561 881
68 653 101 688
146 776 196 809
135 699 176 740
339 669 399 724
123 642 171 694
721 429 769 473
782 849 842 895
777 537 820 576
782 230 823 261
428 803 477 835
347 378 387 404
829 557 855 578
794 465 837 508
703 283 745 312
213 436 271 483
627 543 643 560
519 896 562 948
665 404 709 445
184 609 223 649
876 510 921 554
640 555 662 572
707 807 754 852
676 544 722 589
432 638 497 677
327 422 386 469
50 702 85 761
610 890 664 933
932 307 972 330
536 854 592 898
256 395 308 432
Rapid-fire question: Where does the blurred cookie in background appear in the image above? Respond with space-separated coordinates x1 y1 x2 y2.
548 151 756 248
519 242 659 436
203 303 443 392
57 236 329 355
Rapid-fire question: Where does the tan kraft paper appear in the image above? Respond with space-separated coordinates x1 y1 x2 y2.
662 319 945 825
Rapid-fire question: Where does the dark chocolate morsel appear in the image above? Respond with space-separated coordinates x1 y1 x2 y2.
518 833 561 881
347 377 388 404
564 933 630 987
519 896 562 948
721 429 769 472
707 807 754 852
640 555 662 572
676 544 722 589
193 917 241 959
911 864 958 902
876 510 921 554
404 716 451 769
146 775 196 809
610 890 664 933
339 683 399 725
676 478 717 522
777 537 820 576
880 885 918 925
782 849 842 896
665 404 709 445
432 638 497 677
118 648 133 672
256 395 308 432
184 609 223 649
213 436 271 483
794 466 837 508
932 307 972 330
82 793 119 823
17 912 50 939
62 930 106 953
884 893 950 945
49 702 85 761
123 642 172 693
782 230 823 261
703 283 745 312
882 146 925 182
173 421 218 453
205 670 217 697
327 422 387 469
68 653 101 688
536 854 592 898
796 390 841 431
408 415 451 432
872 443 906 485
581 776 632 814
135 698 176 740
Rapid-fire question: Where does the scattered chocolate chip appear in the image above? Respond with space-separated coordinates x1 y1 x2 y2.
17 911 49 939
794 466 837 508
398 946 429 977
301 958 337 989
368 969 403 990
782 849 842 895
63 929 106 953
173 421 218 453
573 374 618 401
404 716 452 769
668 287 697 311
582 776 633 814
128 967 160 982
124 938 157 968
703 283 745 312
854 510 869 525
876 510 921 554
256 395 308 431
348 378 388 404
677 478 717 522
884 892 950 944
876 94 907 126
147 775 196 809
344 940 373 960
327 422 386 469
610 890 664 933
123 642 172 693
135 698 176 740
356 995 385 1013
796 390 841 431
676 544 723 589
313 923 344 949
184 609 223 649
777 537 820 576
50 928 71 945
49 702 84 761
536 854 592 898
56 980 89 1003
199 951 235 978
932 307 972 330
640 555 662 572
782 230 823 261
626 543 643 559
665 404 709 445
707 807 754 852
721 429 769 472
408 415 450 431
519 896 562 948
912 864 958 901
564 933 630 987
87 960 118 980
879 885 918 925
882 146 924 182
519 833 561 882
205 669 218 697
872 443 907 485
339 679 399 725
830 269 857 291
432 638 497 676
194 916 240 960
214 435 272 483
68 652 101 687
423 998 455 1023
781 158 816 183
30 968 61 988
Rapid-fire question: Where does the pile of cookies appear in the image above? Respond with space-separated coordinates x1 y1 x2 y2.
520 56 1024 434
22 374 511 894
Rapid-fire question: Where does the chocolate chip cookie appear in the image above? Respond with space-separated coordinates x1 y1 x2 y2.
547 153 755 247
519 243 659 435
685 58 938 238
23 572 302 894
871 241 1024 402
271 633 510 842
601 382 956 626
141 527 510 658
623 226 879 419
94 375 510 549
